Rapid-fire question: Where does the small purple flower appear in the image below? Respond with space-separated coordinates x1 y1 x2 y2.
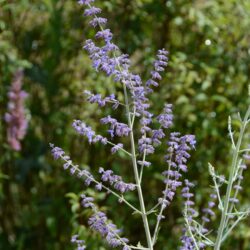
89 17 107 27
50 144 65 159
81 194 95 208
95 182 103 191
84 6 101 16
151 71 162 80
95 29 113 42
151 129 165 146
156 104 173 129
138 137 154 155
111 143 123 154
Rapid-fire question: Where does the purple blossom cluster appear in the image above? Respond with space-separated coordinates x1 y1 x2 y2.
165 133 196 170
138 137 155 155
137 103 173 160
80 0 157 126
156 104 173 129
84 90 119 109
81 194 130 249
180 180 206 250
99 167 136 193
4 70 28 151
101 116 131 137
72 120 107 144
157 133 196 214
146 49 168 93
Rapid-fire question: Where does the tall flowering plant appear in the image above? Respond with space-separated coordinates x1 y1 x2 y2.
50 1 250 249
4 70 28 151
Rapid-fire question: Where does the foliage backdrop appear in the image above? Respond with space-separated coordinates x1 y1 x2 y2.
1 0 250 249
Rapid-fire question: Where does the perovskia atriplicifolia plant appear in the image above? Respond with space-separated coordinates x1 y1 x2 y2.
50 1 250 249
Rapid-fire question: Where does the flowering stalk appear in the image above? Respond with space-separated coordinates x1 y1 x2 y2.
214 105 250 249
4 70 28 151
50 144 141 214
123 83 153 250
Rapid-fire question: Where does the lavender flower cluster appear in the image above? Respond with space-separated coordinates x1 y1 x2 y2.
81 194 130 249
4 70 28 151
50 1 250 249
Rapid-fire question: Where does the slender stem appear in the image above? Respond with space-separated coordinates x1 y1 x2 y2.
184 207 200 250
224 166 244 228
139 150 146 183
123 83 153 250
152 174 170 244
151 194 165 245
239 148 250 153
106 140 132 157
146 202 161 215
131 107 137 128
214 106 250 249
152 151 174 245
192 220 214 246
209 163 224 210
221 213 246 243
228 116 236 149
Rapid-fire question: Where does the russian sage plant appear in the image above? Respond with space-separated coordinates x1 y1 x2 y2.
50 1 250 249
4 69 28 151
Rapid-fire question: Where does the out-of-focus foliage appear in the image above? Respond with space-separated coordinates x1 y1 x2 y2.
0 0 250 249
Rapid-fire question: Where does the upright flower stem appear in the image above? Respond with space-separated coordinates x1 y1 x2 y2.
214 106 250 250
123 83 153 250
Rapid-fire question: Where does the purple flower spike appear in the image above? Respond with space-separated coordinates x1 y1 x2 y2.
88 208 130 248
145 48 169 93
157 104 173 129
5 70 28 151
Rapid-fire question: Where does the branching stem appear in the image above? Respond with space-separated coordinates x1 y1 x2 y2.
214 106 250 249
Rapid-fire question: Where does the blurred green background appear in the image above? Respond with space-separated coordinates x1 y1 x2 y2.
1 0 250 249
